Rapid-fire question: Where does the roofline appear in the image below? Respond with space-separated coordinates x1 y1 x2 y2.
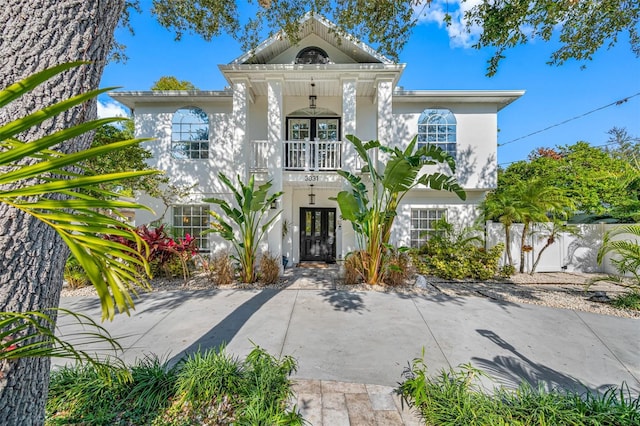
230 12 393 65
109 90 232 109
393 90 526 110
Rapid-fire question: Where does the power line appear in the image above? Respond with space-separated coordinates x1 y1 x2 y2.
498 92 640 147
497 141 621 167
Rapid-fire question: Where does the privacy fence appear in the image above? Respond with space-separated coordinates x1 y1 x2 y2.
485 223 640 275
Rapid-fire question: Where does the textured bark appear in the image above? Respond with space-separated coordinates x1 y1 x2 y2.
0 1 124 424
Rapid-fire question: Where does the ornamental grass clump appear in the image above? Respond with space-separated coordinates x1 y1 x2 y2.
397 353 640 425
259 252 281 285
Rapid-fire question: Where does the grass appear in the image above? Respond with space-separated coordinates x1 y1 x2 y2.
46 346 303 425
610 291 640 311
397 354 640 426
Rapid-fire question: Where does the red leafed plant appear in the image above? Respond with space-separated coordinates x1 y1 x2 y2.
105 224 198 280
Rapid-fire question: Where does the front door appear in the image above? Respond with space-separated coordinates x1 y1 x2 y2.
300 208 336 262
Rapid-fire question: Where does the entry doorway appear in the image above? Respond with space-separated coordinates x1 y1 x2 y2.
300 208 336 262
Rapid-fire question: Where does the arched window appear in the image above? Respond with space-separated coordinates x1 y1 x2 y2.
417 109 456 158
171 107 209 159
295 46 330 64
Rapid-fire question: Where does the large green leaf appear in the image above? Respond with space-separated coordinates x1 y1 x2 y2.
0 62 160 320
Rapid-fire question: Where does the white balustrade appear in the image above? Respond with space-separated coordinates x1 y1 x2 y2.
251 140 343 171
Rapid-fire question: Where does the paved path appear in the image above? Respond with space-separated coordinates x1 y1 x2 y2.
56 265 640 425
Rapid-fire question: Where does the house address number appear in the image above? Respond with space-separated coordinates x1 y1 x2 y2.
304 175 319 182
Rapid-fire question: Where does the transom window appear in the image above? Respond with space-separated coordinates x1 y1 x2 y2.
417 109 456 158
173 205 210 251
295 46 330 64
410 209 447 248
171 107 209 159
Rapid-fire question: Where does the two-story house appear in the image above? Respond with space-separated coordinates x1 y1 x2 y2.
111 13 523 267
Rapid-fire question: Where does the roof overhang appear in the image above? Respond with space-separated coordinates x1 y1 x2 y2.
393 90 526 110
108 90 232 109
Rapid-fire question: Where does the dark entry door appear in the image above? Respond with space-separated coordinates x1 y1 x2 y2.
300 208 336 262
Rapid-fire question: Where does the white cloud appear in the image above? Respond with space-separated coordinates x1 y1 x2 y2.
97 100 129 118
414 0 483 48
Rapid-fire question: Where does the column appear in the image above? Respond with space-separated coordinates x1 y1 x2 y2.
340 77 358 258
376 78 393 146
267 78 283 270
232 79 248 180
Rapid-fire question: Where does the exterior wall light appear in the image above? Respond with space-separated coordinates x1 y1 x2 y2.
309 184 316 205
309 81 317 109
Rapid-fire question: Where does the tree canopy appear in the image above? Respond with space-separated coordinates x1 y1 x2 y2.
119 0 640 74
498 138 640 222
464 0 640 76
151 76 198 90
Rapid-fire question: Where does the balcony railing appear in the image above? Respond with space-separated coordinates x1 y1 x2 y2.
250 140 343 171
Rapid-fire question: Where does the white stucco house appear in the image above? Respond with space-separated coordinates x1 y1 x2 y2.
111 13 524 266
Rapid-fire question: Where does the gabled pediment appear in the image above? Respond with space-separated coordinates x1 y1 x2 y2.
231 13 393 65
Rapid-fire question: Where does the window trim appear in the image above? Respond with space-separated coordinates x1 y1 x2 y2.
410 208 447 249
172 204 210 252
417 108 457 158
171 106 210 160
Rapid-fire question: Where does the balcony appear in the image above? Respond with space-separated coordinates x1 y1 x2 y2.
251 140 343 171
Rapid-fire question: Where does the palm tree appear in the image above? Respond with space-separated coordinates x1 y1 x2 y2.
480 192 524 268
515 180 574 273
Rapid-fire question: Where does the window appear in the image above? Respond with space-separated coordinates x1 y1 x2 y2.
171 107 209 159
410 209 447 248
173 205 210 251
295 46 330 64
417 109 456 158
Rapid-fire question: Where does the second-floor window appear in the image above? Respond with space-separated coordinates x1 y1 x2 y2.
171 107 209 160
417 108 456 159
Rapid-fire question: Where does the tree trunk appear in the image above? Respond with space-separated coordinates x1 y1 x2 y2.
0 1 124 424
504 225 513 267
519 222 530 273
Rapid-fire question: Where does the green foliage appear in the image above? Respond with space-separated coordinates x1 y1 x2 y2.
610 291 640 311
84 121 166 198
259 252 281 285
334 134 465 284
397 353 640 425
204 173 282 283
383 246 413 286
47 355 177 425
151 76 198 91
596 225 640 290
464 0 640 76
63 255 90 289
0 61 160 320
498 142 636 221
150 1 418 62
413 219 503 280
482 178 574 273
499 264 516 279
47 346 302 425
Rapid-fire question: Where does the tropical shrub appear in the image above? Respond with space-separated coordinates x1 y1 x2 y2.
47 347 303 425
259 252 281 285
334 134 465 284
105 224 198 280
63 255 90 289
205 174 282 283
343 250 366 285
596 224 640 290
202 251 236 285
413 219 503 280
383 246 413 286
397 354 640 425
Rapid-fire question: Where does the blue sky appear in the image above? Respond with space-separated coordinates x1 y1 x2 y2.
101 2 640 166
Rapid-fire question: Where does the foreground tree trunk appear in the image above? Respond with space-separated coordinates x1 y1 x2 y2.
0 1 123 424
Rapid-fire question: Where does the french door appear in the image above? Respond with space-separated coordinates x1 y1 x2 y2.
300 208 336 262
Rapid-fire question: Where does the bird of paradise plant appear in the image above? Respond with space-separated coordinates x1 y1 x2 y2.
334 134 466 284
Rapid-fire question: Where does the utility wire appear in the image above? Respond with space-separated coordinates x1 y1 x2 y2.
498 92 640 147
498 141 622 167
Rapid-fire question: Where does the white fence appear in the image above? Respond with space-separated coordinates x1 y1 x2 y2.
485 222 639 275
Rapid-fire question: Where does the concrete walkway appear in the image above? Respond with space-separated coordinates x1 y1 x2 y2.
57 265 640 425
